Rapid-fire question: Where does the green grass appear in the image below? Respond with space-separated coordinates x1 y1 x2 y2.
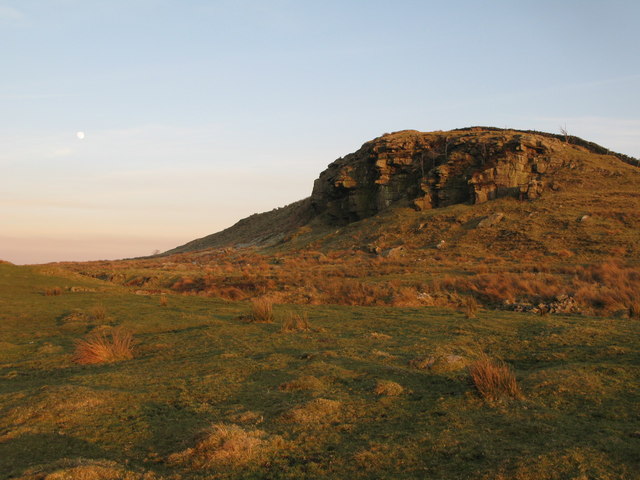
1 263 639 479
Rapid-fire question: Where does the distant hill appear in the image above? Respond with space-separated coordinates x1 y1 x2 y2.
164 127 640 255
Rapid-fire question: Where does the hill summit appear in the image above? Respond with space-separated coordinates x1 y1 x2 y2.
166 127 638 254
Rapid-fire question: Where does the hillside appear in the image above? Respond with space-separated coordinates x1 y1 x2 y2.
3 127 640 480
164 199 313 255
62 125 640 318
165 127 640 255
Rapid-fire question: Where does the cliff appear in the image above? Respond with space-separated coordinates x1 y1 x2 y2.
310 127 629 224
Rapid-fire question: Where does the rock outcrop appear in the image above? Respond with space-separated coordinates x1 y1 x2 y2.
311 128 577 224
164 126 638 254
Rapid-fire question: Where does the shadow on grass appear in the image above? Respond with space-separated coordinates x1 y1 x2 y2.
0 433 110 480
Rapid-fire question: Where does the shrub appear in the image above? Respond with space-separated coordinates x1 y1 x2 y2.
73 327 134 365
469 354 521 401
281 312 310 332
249 298 274 323
44 287 63 296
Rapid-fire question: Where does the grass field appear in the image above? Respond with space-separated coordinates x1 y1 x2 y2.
1 262 638 479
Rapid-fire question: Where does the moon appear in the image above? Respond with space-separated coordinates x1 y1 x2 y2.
76 131 85 140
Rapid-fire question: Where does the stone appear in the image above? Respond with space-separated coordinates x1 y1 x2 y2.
381 246 405 258
477 212 504 228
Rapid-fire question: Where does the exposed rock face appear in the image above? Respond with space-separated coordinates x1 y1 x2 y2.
311 128 572 224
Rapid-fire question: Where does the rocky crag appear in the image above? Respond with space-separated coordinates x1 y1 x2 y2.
310 127 622 224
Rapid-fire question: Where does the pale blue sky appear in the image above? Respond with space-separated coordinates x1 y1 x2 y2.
1 0 639 264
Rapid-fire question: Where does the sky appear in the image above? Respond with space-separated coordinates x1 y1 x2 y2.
1 0 639 264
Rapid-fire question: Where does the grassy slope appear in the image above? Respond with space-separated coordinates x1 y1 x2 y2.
164 198 313 256
1 263 639 479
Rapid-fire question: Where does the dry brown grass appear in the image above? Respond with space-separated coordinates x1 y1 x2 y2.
463 296 479 319
249 298 274 323
43 287 63 296
279 375 325 392
167 423 283 469
15 458 161 480
73 327 134 365
283 398 341 424
228 411 263 424
469 354 521 401
369 331 392 340
280 311 310 332
89 304 107 321
159 294 168 307
374 380 404 396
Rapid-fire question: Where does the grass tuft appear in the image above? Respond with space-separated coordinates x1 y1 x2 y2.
167 423 283 469
279 375 325 392
89 304 107 321
374 380 404 396
463 296 479 319
248 298 275 323
283 398 341 424
469 354 521 401
281 311 310 332
73 327 134 365
159 294 168 307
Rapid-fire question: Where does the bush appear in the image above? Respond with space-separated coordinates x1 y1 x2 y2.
44 287 63 296
73 327 134 365
469 354 521 401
